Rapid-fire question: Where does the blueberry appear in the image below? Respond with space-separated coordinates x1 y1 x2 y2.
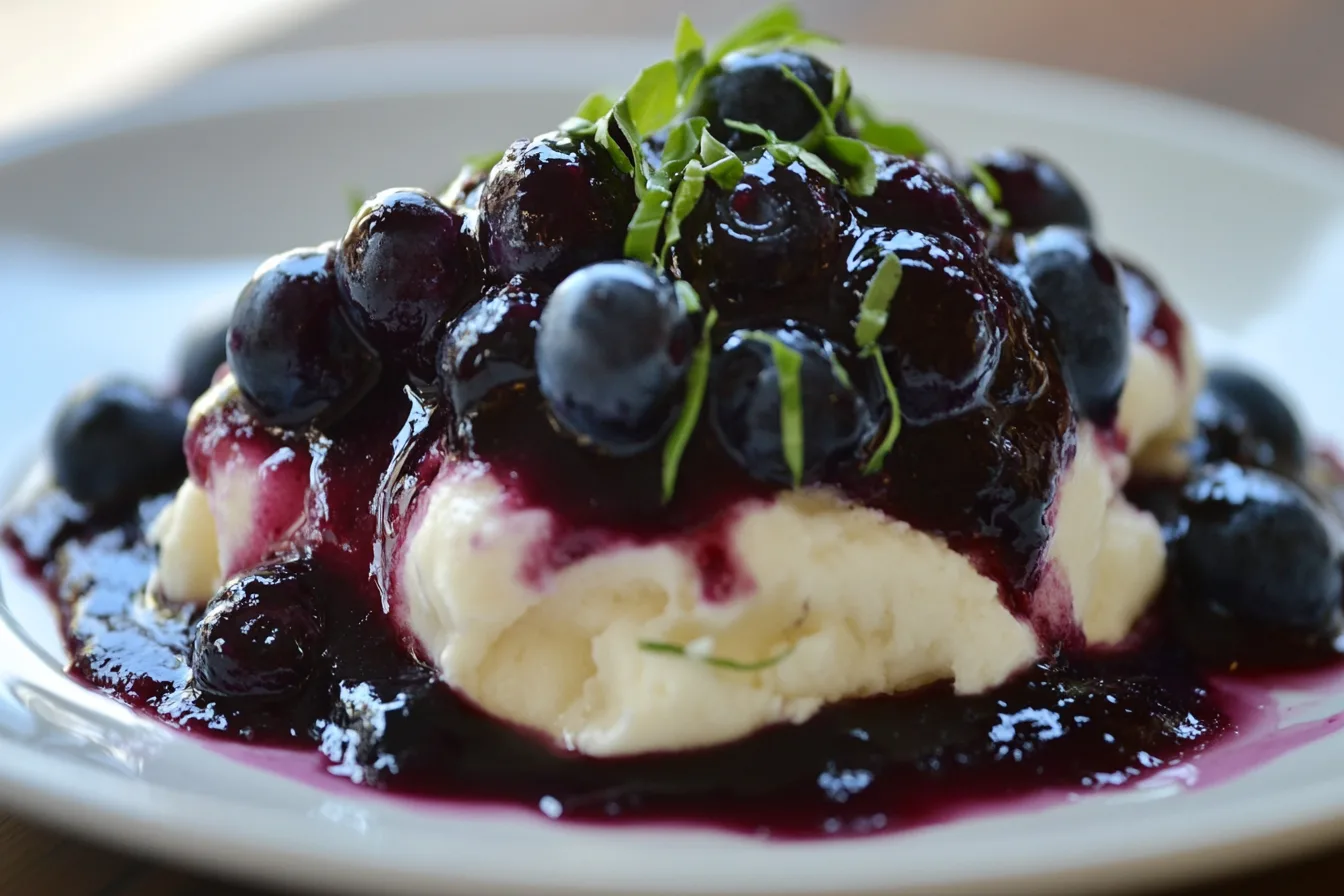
1190 367 1307 477
478 132 635 286
973 149 1092 232
176 318 229 401
228 245 381 429
1017 226 1128 422
1172 463 1341 633
337 188 481 381
858 152 987 251
51 379 188 509
667 152 848 316
710 327 874 485
192 561 325 700
836 229 1005 424
439 277 545 418
440 159 496 211
682 49 853 150
536 261 694 455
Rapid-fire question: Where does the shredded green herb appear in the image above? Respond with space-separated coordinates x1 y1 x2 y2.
853 252 903 349
966 160 1011 228
740 330 806 487
661 303 717 502
672 15 707 98
638 639 795 671
777 66 877 195
706 3 835 66
723 118 839 184
863 347 902 474
345 188 366 217
845 95 929 158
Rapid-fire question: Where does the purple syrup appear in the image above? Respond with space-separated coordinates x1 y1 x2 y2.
7 376 1340 839
1118 256 1186 372
2 498 1232 836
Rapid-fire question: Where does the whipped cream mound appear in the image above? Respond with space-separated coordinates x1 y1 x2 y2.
153 328 1198 756
400 422 1162 757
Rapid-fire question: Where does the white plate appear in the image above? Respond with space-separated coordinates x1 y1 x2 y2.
2 38 1344 896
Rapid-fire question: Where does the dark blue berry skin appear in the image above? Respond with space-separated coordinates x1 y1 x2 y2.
668 153 849 317
478 132 635 287
683 49 853 150
836 229 1006 424
1016 226 1129 423
192 561 325 700
176 318 229 401
1191 367 1308 477
1172 463 1341 634
51 379 187 509
337 188 481 382
973 149 1092 232
858 153 987 252
710 327 873 486
227 245 381 429
536 261 694 455
439 277 545 419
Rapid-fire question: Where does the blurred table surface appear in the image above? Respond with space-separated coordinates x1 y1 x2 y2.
3 0 1344 893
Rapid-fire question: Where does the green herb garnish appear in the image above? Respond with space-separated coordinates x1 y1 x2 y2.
845 96 929 158
462 150 505 173
968 160 1002 203
623 118 700 263
559 93 616 135
966 160 1011 228
638 638 795 672
853 252 903 349
625 59 680 136
706 3 835 66
674 279 702 313
624 180 674 264
779 66 877 195
661 301 716 502
661 159 705 260
345 188 367 217
723 119 839 184
740 331 805 487
863 347 902 474
698 127 741 184
672 14 707 98
624 117 744 266
851 249 905 474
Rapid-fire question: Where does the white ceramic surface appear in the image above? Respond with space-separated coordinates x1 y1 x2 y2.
2 39 1344 896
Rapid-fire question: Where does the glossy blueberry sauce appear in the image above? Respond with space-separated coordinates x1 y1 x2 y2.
8 371 1342 838
1119 257 1187 372
5 108 1341 837
3 484 1228 836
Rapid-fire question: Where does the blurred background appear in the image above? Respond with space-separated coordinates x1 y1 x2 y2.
3 0 1343 145
1 2 1344 894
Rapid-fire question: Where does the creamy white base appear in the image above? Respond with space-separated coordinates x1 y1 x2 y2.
398 426 1162 757
153 330 1201 757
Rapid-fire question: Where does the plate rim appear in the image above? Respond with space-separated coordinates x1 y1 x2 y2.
3 36 1344 896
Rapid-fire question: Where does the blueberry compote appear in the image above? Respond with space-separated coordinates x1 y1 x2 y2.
5 10 1344 839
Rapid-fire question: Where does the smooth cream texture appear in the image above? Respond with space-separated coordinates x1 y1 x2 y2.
154 331 1196 755
152 374 305 603
401 468 1040 756
148 479 221 602
1120 333 1203 475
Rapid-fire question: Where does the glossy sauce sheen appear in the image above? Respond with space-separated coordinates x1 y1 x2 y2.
0 137 1318 835
4 380 1235 837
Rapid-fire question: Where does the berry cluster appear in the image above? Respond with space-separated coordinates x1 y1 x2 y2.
1131 365 1344 667
41 15 1344 696
215 47 1111 500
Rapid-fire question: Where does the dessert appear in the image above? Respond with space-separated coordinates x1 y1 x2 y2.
5 6 1344 836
